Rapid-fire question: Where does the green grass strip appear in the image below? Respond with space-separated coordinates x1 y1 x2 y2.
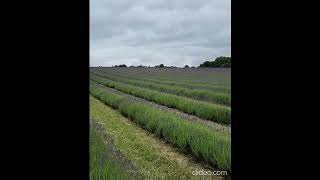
90 86 231 171
90 75 231 124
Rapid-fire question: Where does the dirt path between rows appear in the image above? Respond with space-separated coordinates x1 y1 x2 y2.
91 80 231 134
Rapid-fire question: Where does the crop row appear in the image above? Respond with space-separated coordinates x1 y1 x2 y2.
93 70 230 94
93 69 231 93
90 75 231 124
120 67 230 84
90 86 231 171
91 72 231 106
90 81 231 134
94 67 230 87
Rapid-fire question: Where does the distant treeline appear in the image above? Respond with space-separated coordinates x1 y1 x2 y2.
103 56 231 68
198 56 231 68
113 64 127 67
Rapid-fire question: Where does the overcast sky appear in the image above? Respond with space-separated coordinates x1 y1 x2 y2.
90 0 230 67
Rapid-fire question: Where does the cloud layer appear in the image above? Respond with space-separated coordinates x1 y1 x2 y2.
90 0 230 67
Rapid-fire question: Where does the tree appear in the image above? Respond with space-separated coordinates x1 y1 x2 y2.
155 64 165 68
184 65 190 68
214 56 231 67
198 56 231 68
114 64 127 67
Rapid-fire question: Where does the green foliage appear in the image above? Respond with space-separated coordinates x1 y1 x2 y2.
155 64 165 68
90 76 231 124
199 56 231 68
114 64 127 67
90 87 231 171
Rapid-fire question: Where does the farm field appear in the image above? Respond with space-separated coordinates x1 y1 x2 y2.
90 67 231 179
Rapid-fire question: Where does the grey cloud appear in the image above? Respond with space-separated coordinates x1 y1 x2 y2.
90 0 230 67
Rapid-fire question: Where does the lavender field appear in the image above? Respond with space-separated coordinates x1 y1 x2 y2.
89 67 231 179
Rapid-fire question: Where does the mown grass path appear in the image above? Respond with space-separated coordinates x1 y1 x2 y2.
90 96 227 180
